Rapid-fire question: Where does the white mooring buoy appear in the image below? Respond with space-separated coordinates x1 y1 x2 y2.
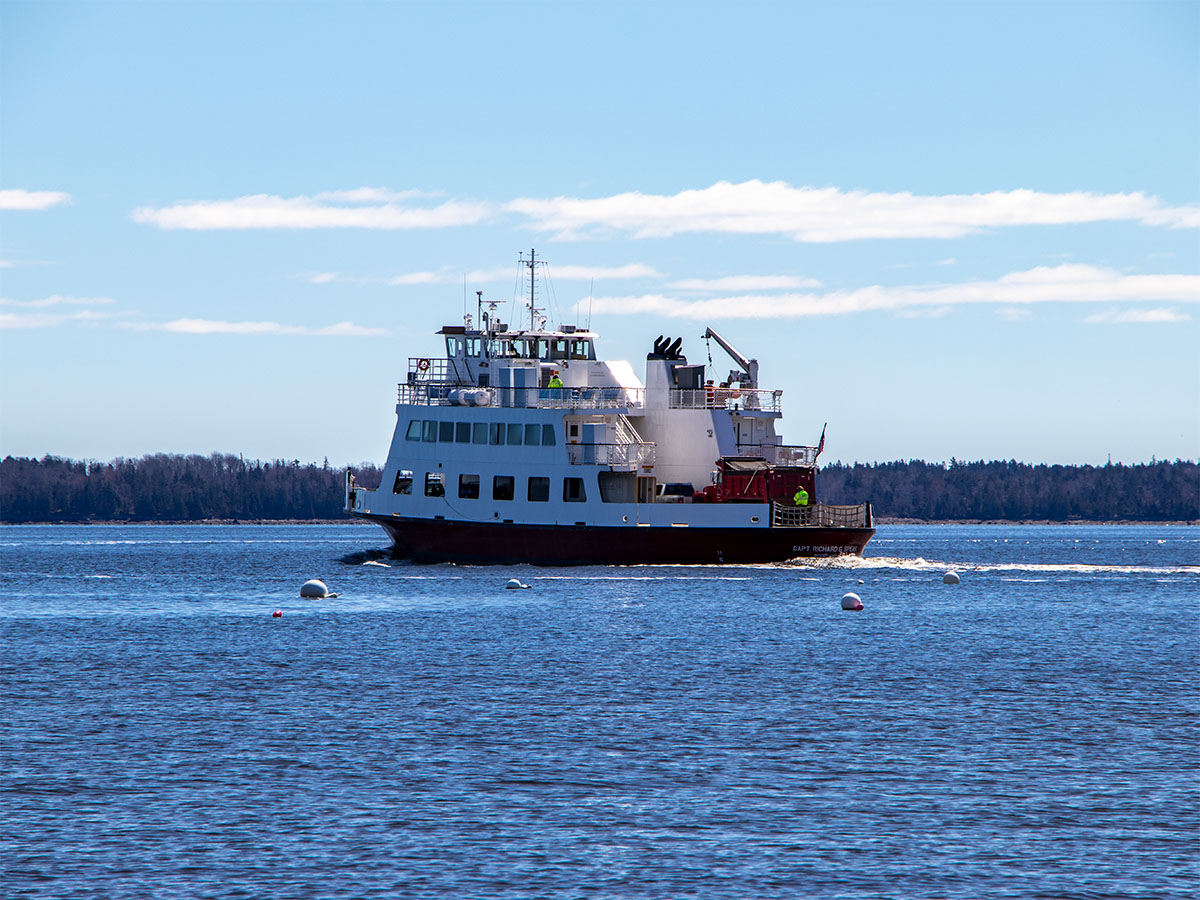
505 578 531 590
841 592 864 611
943 572 961 585
300 579 339 598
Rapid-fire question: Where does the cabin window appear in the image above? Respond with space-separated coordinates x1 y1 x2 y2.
493 475 515 501
524 424 541 446
570 339 593 360
465 337 482 357
472 423 488 444
506 424 523 445
551 338 569 359
439 421 455 442
598 472 636 503
446 336 465 357
528 477 549 502
458 474 479 499
455 422 471 443
424 473 445 497
543 424 557 446
563 477 586 503
392 470 413 495
405 420 422 441
489 423 505 445
422 421 437 442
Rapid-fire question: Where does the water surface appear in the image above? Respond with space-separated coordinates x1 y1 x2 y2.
2 524 1196 898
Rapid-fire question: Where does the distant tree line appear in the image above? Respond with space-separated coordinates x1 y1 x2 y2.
818 459 1199 522
0 454 381 523
0 454 1195 523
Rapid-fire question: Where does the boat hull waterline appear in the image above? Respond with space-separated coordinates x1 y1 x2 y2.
361 513 874 566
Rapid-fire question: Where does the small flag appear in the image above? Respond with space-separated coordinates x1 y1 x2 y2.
816 423 827 459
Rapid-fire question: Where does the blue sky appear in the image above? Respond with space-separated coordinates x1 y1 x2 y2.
2 0 1197 466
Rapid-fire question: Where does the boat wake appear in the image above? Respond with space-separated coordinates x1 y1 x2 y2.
785 556 1199 577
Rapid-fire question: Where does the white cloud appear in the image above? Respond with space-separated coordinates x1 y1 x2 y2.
509 180 1200 242
0 260 12 268
0 295 115 308
0 189 71 211
131 317 385 336
996 307 1033 321
303 272 340 284
668 275 822 291
1084 308 1192 324
0 309 117 329
588 265 1200 320
132 190 490 230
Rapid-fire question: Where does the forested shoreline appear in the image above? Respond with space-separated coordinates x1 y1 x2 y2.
0 454 1196 524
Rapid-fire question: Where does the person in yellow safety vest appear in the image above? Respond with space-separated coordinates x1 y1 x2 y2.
548 371 564 389
793 487 809 506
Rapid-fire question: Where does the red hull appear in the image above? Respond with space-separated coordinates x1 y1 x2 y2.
354 513 874 565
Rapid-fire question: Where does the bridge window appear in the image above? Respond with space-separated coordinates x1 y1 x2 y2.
472 423 487 444
422 421 437 442
446 336 465 357
506 424 523 445
465 337 482 357
543 424 557 446
438 421 454 442
524 424 541 446
405 420 421 441
570 338 594 360
455 422 471 443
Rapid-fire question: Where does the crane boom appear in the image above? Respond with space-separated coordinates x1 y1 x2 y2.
702 326 759 388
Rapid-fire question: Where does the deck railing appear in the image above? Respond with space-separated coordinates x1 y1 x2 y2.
565 442 657 468
736 443 819 466
670 388 782 412
771 502 873 528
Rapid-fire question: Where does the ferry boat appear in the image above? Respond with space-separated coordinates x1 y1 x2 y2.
345 251 874 564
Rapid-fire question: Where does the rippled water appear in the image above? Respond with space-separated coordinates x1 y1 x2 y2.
2 523 1197 898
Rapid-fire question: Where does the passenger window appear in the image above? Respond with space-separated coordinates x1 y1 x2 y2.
543 424 557 446
493 475 515 501
456 422 471 443
422 421 437 442
424 473 445 497
405 420 422 441
439 421 454 442
528 477 549 502
392 470 413 495
563 477 586 502
489 423 505 445
472 423 488 444
524 424 541 446
506 424 523 445
458 474 479 499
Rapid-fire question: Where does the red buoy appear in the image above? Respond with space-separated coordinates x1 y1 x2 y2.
272 609 282 618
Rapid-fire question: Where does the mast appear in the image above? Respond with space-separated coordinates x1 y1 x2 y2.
520 248 546 331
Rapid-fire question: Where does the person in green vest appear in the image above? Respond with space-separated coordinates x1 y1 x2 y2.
547 371 564 389
793 486 809 506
